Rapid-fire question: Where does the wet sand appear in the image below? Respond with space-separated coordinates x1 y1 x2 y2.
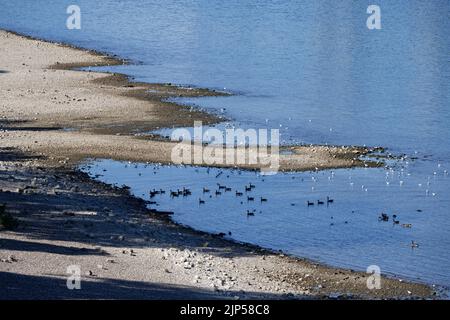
0 30 437 299
0 30 376 171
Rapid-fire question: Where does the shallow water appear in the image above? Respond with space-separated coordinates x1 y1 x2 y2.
1 1 449 286
82 159 450 287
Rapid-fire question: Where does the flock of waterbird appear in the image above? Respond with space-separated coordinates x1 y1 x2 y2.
89 158 449 251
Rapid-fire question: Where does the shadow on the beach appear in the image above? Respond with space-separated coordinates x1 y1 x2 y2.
0 119 61 132
0 238 108 256
0 186 259 259
0 271 286 300
0 70 8 74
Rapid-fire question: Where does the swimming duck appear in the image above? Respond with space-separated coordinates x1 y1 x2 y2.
379 213 389 222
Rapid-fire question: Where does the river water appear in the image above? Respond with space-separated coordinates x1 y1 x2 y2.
1 0 449 287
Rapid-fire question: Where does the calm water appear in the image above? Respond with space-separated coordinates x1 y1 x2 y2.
1 1 449 287
82 159 450 288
